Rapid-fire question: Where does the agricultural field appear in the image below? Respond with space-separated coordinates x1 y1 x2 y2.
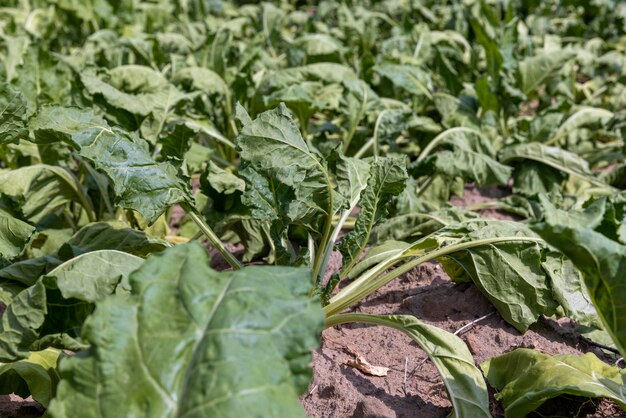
1 0 626 417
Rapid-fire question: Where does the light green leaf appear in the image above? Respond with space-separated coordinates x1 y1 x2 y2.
0 213 35 260
47 243 324 418
542 252 603 330
236 104 333 228
439 221 558 331
518 50 573 95
374 63 432 97
0 281 47 361
482 349 626 418
553 107 614 140
44 250 143 302
533 219 626 357
499 142 613 191
30 107 192 223
417 127 511 186
0 164 95 223
0 348 63 407
372 206 481 242
0 248 142 361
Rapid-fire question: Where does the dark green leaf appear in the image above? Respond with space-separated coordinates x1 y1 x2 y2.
30 107 192 223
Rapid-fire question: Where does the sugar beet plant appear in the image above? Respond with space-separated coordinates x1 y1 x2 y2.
1 0 626 417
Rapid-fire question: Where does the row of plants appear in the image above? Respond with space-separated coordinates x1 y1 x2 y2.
0 0 625 416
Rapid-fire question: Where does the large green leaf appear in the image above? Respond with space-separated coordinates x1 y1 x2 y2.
326 220 553 324
0 212 35 260
236 103 334 267
327 314 490 418
236 104 333 226
499 142 613 192
0 222 167 288
0 83 28 144
373 63 432 97
482 349 626 418
0 164 95 223
416 127 512 186
533 217 626 357
47 244 324 418
30 107 192 223
80 66 190 124
372 206 481 242
518 50 573 95
0 348 63 407
0 250 142 361
439 221 558 332
0 281 47 361
43 250 143 302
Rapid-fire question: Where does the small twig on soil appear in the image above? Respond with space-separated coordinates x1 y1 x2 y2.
402 357 408 396
581 337 621 355
305 384 318 399
454 312 495 336
407 356 430 380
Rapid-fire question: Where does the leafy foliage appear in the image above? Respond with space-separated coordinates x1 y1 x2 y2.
483 349 626 418
47 244 324 418
0 0 625 415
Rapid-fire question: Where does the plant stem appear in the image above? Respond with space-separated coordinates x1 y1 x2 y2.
416 127 480 163
183 204 243 270
324 236 543 316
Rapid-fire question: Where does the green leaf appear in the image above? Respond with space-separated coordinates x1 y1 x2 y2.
337 157 407 277
0 222 166 289
236 103 333 230
326 314 491 418
0 281 47 361
509 161 567 195
518 50 573 95
416 127 512 186
499 142 613 191
330 150 371 211
30 107 192 223
373 63 432 97
326 220 550 322
372 206 481 242
533 218 626 357
0 164 95 223
0 213 35 260
44 250 143 302
80 66 188 119
0 250 142 361
205 161 245 196
482 349 626 418
439 221 558 332
0 348 63 407
542 252 603 330
0 83 28 144
47 244 324 418
551 107 615 143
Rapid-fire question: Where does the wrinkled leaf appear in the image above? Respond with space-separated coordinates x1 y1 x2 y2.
482 349 626 418
30 107 192 223
47 244 324 418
